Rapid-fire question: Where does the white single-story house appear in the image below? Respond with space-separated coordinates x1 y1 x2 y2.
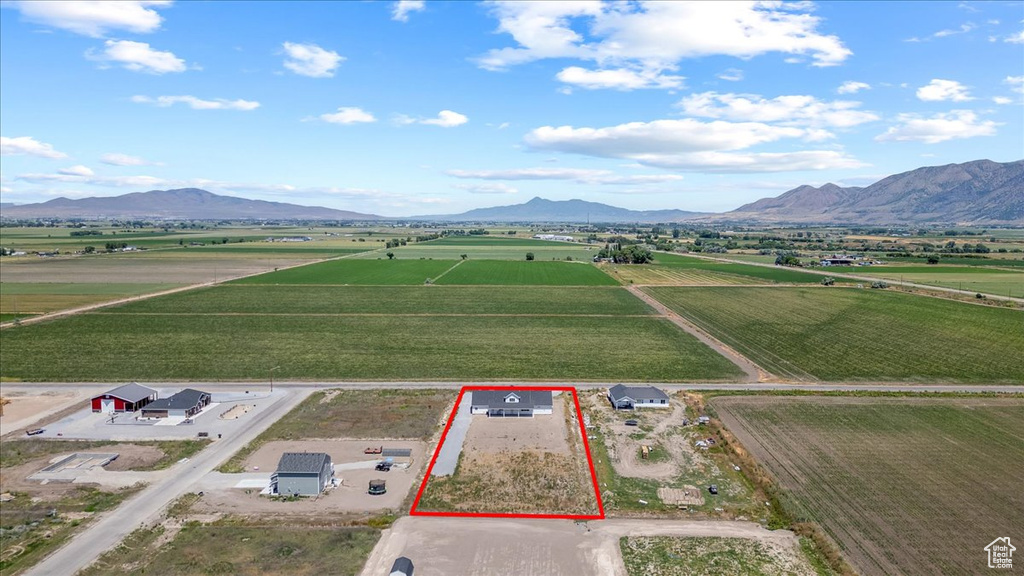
140 388 212 419
470 390 553 417
608 385 670 410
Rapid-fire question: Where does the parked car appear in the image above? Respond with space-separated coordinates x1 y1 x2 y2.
25 428 44 436
708 484 719 495
375 462 393 472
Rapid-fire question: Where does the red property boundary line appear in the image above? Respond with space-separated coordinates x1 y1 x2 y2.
409 385 605 520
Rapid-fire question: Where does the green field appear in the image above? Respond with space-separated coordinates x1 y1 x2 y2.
829 264 1024 297
233 258 456 285
713 396 1024 576
426 236 574 246
652 253 827 284
434 260 618 286
644 286 1024 382
0 314 743 381
100 285 654 315
357 236 600 261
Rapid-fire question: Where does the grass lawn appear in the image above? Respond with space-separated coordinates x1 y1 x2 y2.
0 314 743 382
81 524 380 576
101 285 654 316
712 396 1024 576
644 286 1024 382
221 389 452 472
232 258 456 285
434 260 618 286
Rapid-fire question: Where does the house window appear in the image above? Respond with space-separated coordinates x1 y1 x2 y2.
661 399 666 404
504 394 520 403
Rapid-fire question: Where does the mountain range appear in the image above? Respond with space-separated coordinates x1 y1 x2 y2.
1 160 1021 224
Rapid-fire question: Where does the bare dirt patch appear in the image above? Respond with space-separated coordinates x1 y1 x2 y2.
103 445 165 471
0 389 96 436
219 404 252 420
657 487 704 506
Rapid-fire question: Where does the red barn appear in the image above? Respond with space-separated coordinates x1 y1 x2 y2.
91 383 158 413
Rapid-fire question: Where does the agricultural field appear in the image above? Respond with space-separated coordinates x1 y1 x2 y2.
600 263 763 286
712 396 1024 576
221 388 452 472
620 536 820 576
650 253 829 284
0 313 742 381
644 286 1024 382
80 523 380 576
0 282 181 316
358 235 600 261
434 260 618 286
100 285 654 316
828 264 1024 298
232 258 456 285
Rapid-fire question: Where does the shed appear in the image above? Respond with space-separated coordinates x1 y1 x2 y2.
140 388 212 419
608 385 670 410
272 452 333 496
470 390 553 417
91 383 157 413
390 556 414 576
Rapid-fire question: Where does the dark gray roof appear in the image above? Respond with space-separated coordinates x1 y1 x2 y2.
276 452 332 474
471 390 553 410
390 556 413 574
144 388 210 411
382 448 412 458
100 382 156 403
609 385 669 402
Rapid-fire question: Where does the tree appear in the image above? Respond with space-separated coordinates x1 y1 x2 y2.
672 228 681 239
821 277 835 286
460 254 467 260
927 255 940 265
386 251 395 260
84 246 95 254
525 252 535 261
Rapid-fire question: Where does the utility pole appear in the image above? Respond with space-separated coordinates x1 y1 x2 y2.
269 365 280 393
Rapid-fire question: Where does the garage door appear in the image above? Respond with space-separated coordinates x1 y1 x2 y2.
101 399 115 413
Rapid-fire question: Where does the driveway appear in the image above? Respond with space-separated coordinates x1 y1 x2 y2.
430 392 471 476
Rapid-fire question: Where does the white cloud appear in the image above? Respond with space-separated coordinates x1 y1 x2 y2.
477 2 851 86
993 96 1013 105
1006 76 1024 94
556 66 684 90
57 165 95 176
916 79 973 102
16 171 165 188
87 40 186 74
1 136 68 159
392 0 425 22
398 110 468 127
1007 29 1024 43
717 68 744 82
6 1 171 37
876 110 998 144
318 107 377 124
100 152 157 166
448 167 684 185
131 95 260 110
934 22 976 37
453 183 519 194
281 42 344 78
677 92 879 128
522 118 864 172
837 81 870 94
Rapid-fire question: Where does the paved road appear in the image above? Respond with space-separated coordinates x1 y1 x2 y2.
24 388 311 576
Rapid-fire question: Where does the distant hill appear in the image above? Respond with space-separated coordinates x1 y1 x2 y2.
417 196 707 223
0 188 382 220
729 159 1024 224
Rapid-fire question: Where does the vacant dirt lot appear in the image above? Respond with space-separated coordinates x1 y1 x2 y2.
416 393 599 516
0 255 311 284
0 388 99 436
0 443 164 500
199 439 426 514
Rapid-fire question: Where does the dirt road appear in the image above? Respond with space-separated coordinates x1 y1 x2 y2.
627 285 770 382
359 515 797 576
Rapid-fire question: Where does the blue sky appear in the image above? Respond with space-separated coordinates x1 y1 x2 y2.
1 0 1022 216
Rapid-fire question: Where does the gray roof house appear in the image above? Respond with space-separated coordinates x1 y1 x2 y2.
91 383 158 413
140 388 212 419
608 385 670 409
390 557 414 576
470 390 553 417
273 452 333 496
